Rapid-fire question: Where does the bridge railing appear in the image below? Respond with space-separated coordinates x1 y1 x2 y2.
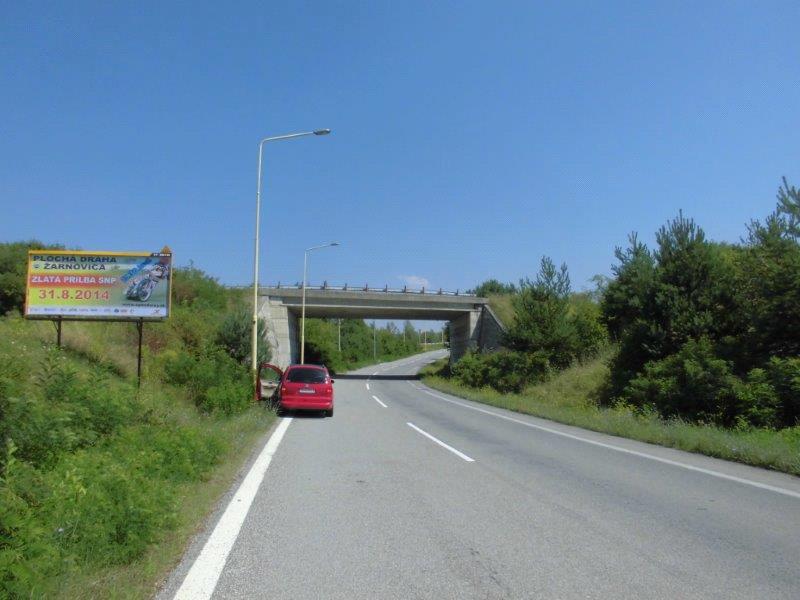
230 282 476 297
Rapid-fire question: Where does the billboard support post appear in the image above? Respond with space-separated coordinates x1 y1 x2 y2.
54 318 62 348
136 319 144 389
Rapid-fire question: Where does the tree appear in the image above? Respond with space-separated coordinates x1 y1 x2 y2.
0 241 64 315
600 233 655 340
470 279 517 297
215 308 271 365
504 257 579 368
737 178 800 365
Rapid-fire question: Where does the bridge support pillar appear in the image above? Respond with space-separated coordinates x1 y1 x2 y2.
449 310 482 363
259 298 299 369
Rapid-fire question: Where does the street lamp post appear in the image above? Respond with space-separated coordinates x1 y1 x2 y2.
251 129 330 384
300 242 340 364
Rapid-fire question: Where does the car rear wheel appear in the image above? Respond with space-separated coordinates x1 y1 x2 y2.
325 408 333 417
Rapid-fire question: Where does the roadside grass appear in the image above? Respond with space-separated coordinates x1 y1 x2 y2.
420 353 800 476
55 405 274 599
0 314 276 598
486 294 515 326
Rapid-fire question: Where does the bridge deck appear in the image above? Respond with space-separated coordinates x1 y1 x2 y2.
261 287 487 320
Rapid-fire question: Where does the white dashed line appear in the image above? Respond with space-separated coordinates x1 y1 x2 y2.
414 386 800 500
407 422 474 462
372 395 387 408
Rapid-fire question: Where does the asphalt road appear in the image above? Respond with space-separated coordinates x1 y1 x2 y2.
160 350 800 599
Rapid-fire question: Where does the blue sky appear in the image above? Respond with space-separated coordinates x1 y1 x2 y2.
2 1 798 295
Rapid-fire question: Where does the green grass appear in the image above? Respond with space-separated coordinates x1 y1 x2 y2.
420 353 800 476
55 407 274 599
0 314 276 598
486 294 514 326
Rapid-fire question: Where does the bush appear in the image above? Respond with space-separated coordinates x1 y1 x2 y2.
732 368 781 429
505 257 606 369
602 182 800 428
569 294 608 361
216 308 271 365
452 350 550 393
162 347 250 415
766 356 800 427
624 338 741 426
171 265 227 310
43 450 176 566
202 380 251 416
0 241 64 315
1 352 140 469
0 448 61 598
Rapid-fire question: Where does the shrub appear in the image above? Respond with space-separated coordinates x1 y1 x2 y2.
0 241 64 315
216 308 271 365
470 279 517 296
505 257 606 369
163 347 250 415
2 352 141 469
732 368 781 429
766 356 800 427
171 265 227 310
43 450 176 566
202 381 251 416
452 350 550 393
0 447 60 598
569 294 608 361
624 338 741 426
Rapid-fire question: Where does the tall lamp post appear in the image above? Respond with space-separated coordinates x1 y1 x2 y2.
300 242 340 363
251 128 331 384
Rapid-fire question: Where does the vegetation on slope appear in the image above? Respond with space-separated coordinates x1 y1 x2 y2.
422 354 800 475
0 252 275 598
436 180 800 471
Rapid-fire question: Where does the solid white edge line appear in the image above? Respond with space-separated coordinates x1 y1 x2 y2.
173 417 293 600
414 386 800 501
372 395 388 408
407 422 475 462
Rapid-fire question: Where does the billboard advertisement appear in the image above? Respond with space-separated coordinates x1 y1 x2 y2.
25 250 172 320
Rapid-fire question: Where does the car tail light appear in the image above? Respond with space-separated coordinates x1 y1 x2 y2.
281 386 287 394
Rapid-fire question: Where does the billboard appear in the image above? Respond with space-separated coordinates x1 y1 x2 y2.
25 250 172 320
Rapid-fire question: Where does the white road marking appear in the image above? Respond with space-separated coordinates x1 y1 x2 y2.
173 418 293 599
414 386 800 500
407 422 475 462
366 383 370 390
372 395 388 408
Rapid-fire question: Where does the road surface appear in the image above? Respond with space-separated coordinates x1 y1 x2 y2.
160 350 800 599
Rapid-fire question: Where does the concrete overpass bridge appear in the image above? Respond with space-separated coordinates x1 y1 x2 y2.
258 285 506 368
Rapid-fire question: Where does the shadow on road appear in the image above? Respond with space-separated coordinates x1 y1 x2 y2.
276 410 328 419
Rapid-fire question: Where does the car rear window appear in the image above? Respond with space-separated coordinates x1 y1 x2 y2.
286 368 327 383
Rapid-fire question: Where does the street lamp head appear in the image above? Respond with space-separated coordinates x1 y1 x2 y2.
313 129 331 136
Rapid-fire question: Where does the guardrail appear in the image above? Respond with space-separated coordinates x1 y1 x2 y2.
228 282 476 297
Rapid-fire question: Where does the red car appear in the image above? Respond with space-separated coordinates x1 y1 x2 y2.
258 363 335 417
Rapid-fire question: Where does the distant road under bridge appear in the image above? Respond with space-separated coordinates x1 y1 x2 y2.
258 285 505 368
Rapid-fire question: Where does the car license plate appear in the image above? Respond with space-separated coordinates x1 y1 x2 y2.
299 388 315 394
